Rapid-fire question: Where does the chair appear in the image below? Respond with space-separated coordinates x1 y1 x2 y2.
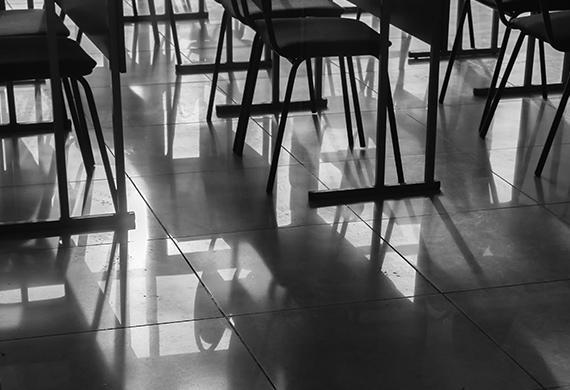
205 0 345 121
0 3 98 170
237 0 403 193
438 0 570 105
496 2 570 176
0 24 117 214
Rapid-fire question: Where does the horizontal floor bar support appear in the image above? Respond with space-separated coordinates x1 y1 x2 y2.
0 212 136 239
175 59 272 75
308 181 441 205
216 98 328 118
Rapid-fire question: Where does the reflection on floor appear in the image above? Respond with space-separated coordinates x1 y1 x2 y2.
2 0 570 389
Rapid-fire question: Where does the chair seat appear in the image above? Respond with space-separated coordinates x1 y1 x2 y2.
254 17 382 60
215 0 343 23
0 36 97 83
0 9 70 37
511 10 570 52
476 0 570 16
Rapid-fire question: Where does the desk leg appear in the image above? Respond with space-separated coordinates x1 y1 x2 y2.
425 0 443 183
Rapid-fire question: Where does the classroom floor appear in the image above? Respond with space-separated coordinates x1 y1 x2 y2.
2 0 570 389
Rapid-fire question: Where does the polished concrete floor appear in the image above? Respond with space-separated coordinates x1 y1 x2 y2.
2 0 570 389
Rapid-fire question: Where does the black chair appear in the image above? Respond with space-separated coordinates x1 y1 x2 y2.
205 0 345 121
0 33 117 207
237 0 403 193
498 2 570 176
0 3 98 170
438 0 569 105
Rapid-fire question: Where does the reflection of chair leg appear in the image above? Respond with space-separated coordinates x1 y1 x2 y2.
75 77 118 208
535 78 570 176
267 61 301 194
206 10 229 121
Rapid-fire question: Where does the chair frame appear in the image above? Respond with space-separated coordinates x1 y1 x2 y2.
238 0 404 193
439 0 550 106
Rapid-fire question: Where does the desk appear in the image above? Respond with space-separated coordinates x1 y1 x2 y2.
309 0 444 203
0 0 134 237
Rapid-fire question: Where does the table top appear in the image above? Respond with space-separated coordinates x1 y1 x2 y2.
347 0 447 44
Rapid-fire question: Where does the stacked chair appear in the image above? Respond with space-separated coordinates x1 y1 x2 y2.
235 0 403 193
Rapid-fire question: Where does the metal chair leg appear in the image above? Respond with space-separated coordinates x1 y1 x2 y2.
465 0 476 49
535 78 570 176
479 33 525 138
62 78 95 172
339 56 354 149
233 33 264 156
267 61 301 194
76 77 118 208
206 10 229 121
387 85 404 184
538 40 548 99
346 56 365 147
147 0 160 45
306 59 317 113
478 27 512 134
439 0 470 103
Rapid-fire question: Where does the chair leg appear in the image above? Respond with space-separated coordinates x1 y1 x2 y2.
206 10 229 122
439 0 470 103
166 0 183 67
338 56 354 149
538 40 548 99
387 84 405 184
305 59 317 113
479 33 525 138
465 0 475 49
75 77 118 208
233 33 264 156
6 82 18 126
147 0 160 45
62 78 95 172
535 78 570 176
478 26 512 134
346 56 365 148
356 7 363 20
267 61 301 194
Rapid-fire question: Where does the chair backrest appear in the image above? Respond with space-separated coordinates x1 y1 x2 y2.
505 0 570 52
241 0 281 53
536 0 570 51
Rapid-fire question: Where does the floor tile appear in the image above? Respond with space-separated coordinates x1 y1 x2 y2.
0 238 221 341
375 206 570 292
449 280 570 388
0 319 274 390
130 165 365 237
232 296 539 389
181 222 437 315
